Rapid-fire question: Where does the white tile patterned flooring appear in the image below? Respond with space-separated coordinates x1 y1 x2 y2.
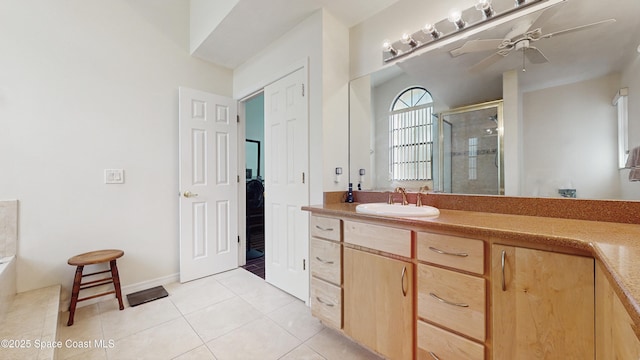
56 268 384 360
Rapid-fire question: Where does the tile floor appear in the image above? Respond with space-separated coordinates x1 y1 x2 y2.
56 268 383 360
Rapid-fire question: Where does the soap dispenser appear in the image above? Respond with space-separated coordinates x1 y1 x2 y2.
346 183 354 203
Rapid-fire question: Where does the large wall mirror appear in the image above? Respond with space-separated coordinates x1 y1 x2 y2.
349 0 640 200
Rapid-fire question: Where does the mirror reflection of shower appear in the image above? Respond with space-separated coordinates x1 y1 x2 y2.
438 100 504 195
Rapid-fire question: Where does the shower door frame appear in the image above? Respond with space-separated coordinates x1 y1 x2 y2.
437 100 504 195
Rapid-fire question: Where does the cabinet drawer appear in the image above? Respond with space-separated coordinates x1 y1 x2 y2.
311 277 342 329
310 215 341 241
418 264 486 341
417 321 484 360
344 220 411 257
417 232 484 275
310 238 341 285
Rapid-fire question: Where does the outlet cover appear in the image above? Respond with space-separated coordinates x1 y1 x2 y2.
104 169 124 184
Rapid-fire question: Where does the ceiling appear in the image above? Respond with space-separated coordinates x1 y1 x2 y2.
382 0 640 107
192 0 400 69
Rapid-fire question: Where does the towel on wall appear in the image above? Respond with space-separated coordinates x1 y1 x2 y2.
625 146 640 181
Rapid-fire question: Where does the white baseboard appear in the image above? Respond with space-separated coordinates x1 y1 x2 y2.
64 272 180 311
121 273 179 294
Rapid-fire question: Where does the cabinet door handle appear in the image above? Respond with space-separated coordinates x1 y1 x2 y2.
501 249 506 291
401 266 408 297
314 225 334 232
429 292 469 308
428 352 441 360
316 296 334 307
315 256 334 265
428 246 468 257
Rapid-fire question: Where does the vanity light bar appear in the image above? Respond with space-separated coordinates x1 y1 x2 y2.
382 0 559 63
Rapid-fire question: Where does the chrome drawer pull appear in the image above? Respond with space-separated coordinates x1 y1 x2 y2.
315 225 334 232
501 250 506 291
428 246 468 257
316 296 334 307
428 352 441 360
401 266 408 297
429 292 469 308
315 256 334 265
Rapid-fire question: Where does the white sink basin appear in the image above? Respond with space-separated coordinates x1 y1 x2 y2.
355 203 440 217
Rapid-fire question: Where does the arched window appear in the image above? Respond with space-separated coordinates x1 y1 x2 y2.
389 87 434 181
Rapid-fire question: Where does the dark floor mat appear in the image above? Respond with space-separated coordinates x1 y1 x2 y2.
126 285 169 307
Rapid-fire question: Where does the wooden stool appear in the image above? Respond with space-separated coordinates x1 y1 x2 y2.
67 249 124 326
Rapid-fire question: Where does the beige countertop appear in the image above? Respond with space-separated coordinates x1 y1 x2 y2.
303 202 640 335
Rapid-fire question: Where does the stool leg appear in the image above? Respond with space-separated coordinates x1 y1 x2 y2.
67 265 84 326
110 259 124 310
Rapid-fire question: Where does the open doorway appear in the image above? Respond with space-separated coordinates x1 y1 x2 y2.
242 93 265 279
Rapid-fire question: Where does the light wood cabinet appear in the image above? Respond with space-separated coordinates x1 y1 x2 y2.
492 244 594 359
310 238 341 285
595 261 640 359
309 215 342 329
343 247 413 360
417 232 484 275
310 277 342 329
417 320 484 360
416 231 486 359
310 215 341 241
417 264 486 342
343 220 411 257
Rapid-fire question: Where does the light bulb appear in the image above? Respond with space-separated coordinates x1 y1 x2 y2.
448 9 466 29
476 0 494 18
382 40 398 56
422 23 441 39
401 33 418 47
448 9 462 23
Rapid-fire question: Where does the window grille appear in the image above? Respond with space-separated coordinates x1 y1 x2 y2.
468 137 478 180
389 87 434 181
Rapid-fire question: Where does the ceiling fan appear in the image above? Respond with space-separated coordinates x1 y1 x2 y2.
450 6 616 73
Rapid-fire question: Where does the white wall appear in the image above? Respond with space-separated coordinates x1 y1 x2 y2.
620 53 640 199
234 9 350 202
503 70 522 196
522 74 620 199
189 0 239 54
349 0 477 79
0 0 233 295
321 12 350 192
349 76 373 189
234 11 322 205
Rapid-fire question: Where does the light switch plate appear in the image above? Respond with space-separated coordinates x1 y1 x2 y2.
104 169 124 184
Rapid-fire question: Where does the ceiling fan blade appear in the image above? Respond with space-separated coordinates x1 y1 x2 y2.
541 19 616 39
469 52 507 73
450 39 505 57
504 22 534 40
525 47 549 64
527 2 566 32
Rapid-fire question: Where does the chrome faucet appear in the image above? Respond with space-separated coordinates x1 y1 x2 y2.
394 187 409 205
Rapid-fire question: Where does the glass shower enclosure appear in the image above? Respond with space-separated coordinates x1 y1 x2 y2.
436 100 504 195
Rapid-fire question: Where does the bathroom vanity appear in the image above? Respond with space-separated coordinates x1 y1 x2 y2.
303 198 640 360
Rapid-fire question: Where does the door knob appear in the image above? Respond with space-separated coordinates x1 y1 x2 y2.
183 191 199 198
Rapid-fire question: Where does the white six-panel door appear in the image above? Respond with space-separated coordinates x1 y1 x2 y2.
178 87 238 283
264 68 309 300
